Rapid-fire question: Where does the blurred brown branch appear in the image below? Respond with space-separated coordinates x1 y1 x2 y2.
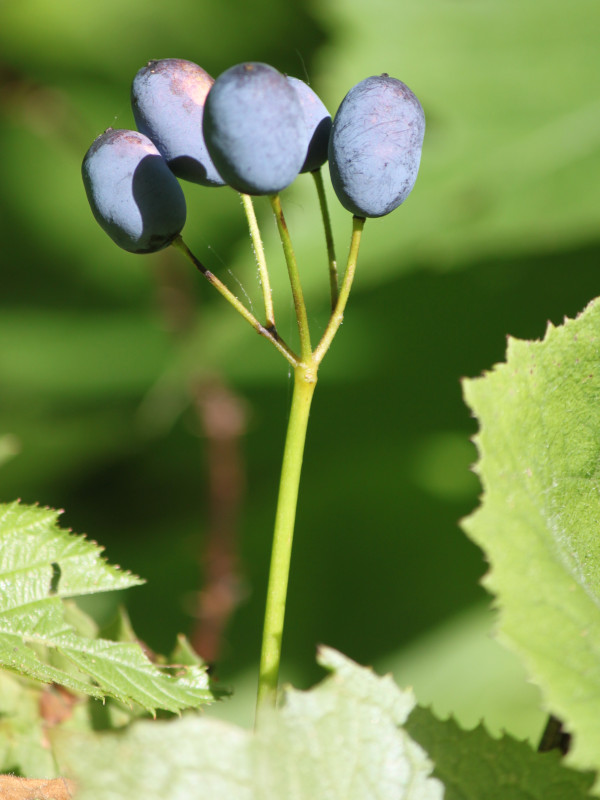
0 62 91 150
192 377 247 663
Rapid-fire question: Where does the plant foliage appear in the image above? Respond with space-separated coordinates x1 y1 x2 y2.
0 501 218 713
463 298 600 788
407 707 594 799
56 649 444 800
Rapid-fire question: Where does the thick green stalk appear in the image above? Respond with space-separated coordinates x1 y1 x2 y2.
256 364 317 719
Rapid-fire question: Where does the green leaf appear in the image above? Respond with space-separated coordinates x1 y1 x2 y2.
254 647 441 799
407 707 594 799
56 648 443 800
0 670 57 778
0 500 218 713
377 604 546 743
462 298 600 787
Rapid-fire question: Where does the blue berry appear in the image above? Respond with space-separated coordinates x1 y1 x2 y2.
82 128 186 253
328 75 425 218
203 62 308 195
131 59 225 187
286 77 332 173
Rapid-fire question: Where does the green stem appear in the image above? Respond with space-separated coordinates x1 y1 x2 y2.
256 364 317 720
172 236 300 368
240 193 276 328
313 216 365 365
311 168 339 311
270 194 312 362
177 206 365 730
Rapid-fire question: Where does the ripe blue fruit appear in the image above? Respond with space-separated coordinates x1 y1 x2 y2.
286 77 332 173
82 128 187 254
203 62 308 195
328 75 425 218
131 58 225 187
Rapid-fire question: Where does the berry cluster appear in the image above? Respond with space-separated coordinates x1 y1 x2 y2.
81 59 426 720
82 59 425 253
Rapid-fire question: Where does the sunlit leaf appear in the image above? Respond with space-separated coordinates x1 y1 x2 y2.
463 298 600 788
58 648 443 800
0 501 218 713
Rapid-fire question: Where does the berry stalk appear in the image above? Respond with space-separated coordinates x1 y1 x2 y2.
269 194 312 362
313 215 365 365
311 168 339 311
172 236 299 367
240 192 275 328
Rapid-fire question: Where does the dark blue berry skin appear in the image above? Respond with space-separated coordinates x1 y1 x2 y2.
82 129 187 254
131 59 225 187
286 77 332 173
328 75 425 218
203 62 308 195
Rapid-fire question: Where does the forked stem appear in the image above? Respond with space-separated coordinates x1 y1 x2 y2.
255 213 365 725
256 364 317 721
176 202 365 728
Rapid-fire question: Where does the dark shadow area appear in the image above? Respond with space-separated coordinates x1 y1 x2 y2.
168 155 206 185
130 153 186 253
304 116 332 172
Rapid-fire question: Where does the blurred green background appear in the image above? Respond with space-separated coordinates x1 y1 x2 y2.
1 0 599 738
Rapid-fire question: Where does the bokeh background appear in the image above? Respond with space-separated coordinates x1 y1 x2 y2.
1 0 599 737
